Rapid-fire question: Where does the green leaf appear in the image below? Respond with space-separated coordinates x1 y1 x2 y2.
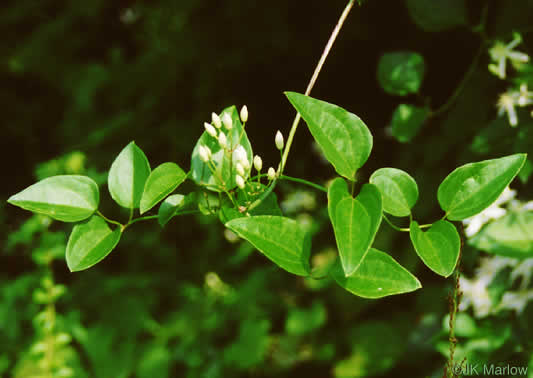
66 215 121 272
226 215 311 276
327 177 350 230
331 248 421 298
140 162 187 214
406 0 467 32
108 141 151 209
469 211 533 258
8 175 99 222
191 106 253 192
157 192 197 227
219 183 282 224
285 301 326 336
409 220 460 277
438 154 527 220
390 104 429 143
377 52 425 96
370 168 418 217
334 184 382 276
285 92 373 179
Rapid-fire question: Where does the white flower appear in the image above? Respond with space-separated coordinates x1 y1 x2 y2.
218 132 227 149
253 155 262 172
198 145 211 163
267 167 276 180
275 130 284 150
235 175 245 189
212 112 222 129
240 105 248 123
222 113 233 130
488 33 529 79
204 122 217 137
235 162 245 176
497 92 519 127
517 83 533 106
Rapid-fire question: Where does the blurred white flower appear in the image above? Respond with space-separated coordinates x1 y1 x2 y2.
488 33 529 79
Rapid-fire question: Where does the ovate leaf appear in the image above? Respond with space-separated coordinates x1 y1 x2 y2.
226 215 311 276
108 141 151 209
390 104 429 143
285 92 372 179
377 52 425 96
8 175 99 222
469 211 533 258
370 168 418 217
327 177 350 229
334 184 382 276
438 154 527 220
66 216 121 272
140 162 187 214
409 220 460 277
406 0 467 32
331 248 421 298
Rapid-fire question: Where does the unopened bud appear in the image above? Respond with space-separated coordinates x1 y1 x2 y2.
222 113 233 130
198 145 211 163
236 175 245 189
236 162 245 176
204 122 217 137
240 105 248 123
267 167 276 180
275 130 284 150
253 155 262 171
241 157 251 170
218 132 227 148
212 112 222 128
234 145 247 162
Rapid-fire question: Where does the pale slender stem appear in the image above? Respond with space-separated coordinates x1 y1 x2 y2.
97 210 123 227
280 174 327 192
383 214 432 232
280 0 356 174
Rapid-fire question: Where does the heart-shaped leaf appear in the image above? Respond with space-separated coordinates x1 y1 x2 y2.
285 92 372 180
226 215 311 276
409 220 460 277
438 154 527 220
140 162 187 214
108 141 151 209
331 248 422 298
66 215 122 272
377 52 425 96
370 168 418 217
8 175 99 222
334 184 382 276
390 104 429 143
327 177 350 230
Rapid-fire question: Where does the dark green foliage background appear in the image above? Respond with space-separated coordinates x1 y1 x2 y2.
1 0 532 377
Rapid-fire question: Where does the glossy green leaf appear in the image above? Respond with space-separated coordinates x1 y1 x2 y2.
334 184 382 276
66 215 121 272
327 177 350 230
331 248 421 298
370 168 418 217
285 92 372 179
377 52 425 96
8 175 99 222
390 104 429 143
409 220 460 277
108 141 151 209
140 162 187 214
191 106 253 192
406 0 467 32
438 154 527 220
226 215 311 276
469 211 533 258
158 193 188 227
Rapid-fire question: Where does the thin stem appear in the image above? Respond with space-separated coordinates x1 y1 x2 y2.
280 0 356 174
126 215 158 226
383 214 433 232
97 210 123 228
280 174 327 192
248 179 278 212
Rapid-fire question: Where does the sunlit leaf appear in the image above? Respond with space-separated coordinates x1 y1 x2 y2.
327 177 350 230
140 162 187 214
370 168 418 217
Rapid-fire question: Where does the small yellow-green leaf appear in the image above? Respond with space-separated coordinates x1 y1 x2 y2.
331 248 422 298
285 92 373 179
140 162 187 214
438 154 527 220
226 215 311 276
8 175 99 222
370 168 418 217
409 220 460 277
66 216 121 272
108 141 151 209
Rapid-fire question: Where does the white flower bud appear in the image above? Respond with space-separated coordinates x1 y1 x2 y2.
234 145 247 162
236 162 245 176
204 122 217 137
218 132 228 148
267 167 276 180
211 112 222 128
240 105 248 123
198 145 210 163
241 157 251 170
222 113 233 130
253 155 262 171
275 130 284 150
236 175 245 189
